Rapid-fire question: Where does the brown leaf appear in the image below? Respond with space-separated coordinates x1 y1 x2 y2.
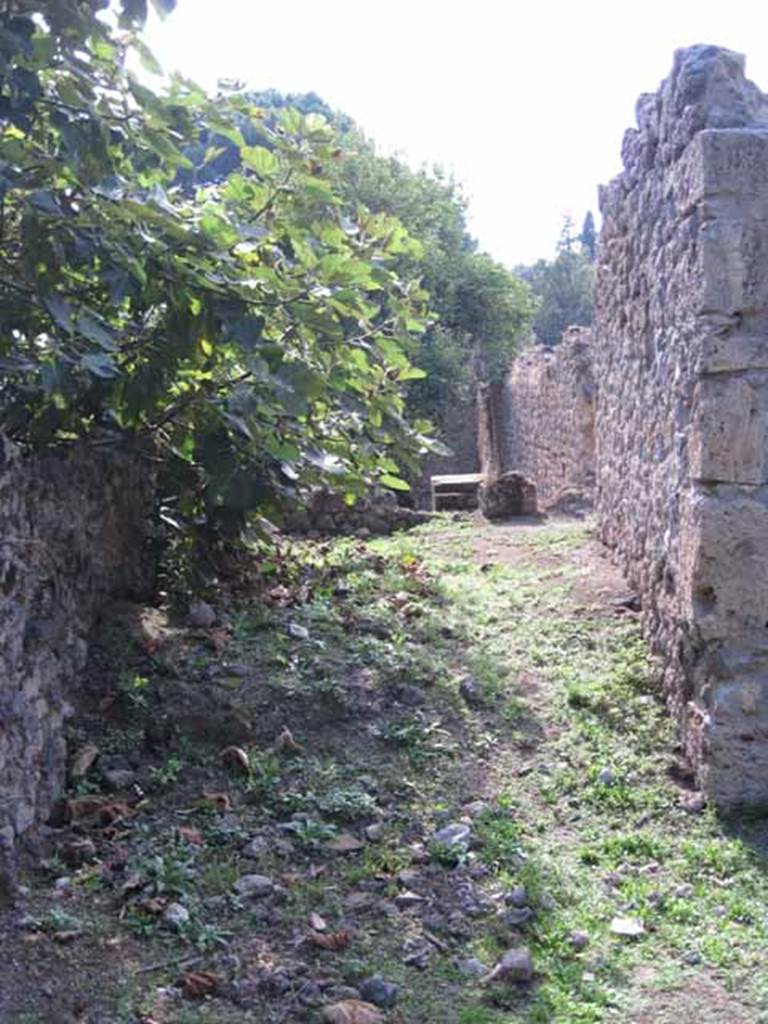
321 1000 383 1024
310 929 352 951
206 627 231 653
98 801 132 825
200 790 232 812
220 745 250 774
272 726 303 755
309 911 327 931
178 825 204 846
66 795 109 821
326 832 365 854
181 969 221 999
70 743 99 779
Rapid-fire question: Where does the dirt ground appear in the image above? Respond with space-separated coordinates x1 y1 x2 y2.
1 515 765 1024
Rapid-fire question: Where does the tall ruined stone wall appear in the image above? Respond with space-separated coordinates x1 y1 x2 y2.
495 327 596 509
595 45 768 805
0 437 156 851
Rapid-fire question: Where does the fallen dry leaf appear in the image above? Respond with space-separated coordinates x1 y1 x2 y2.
180 969 221 999
70 743 99 779
200 790 232 812
220 745 250 774
309 911 328 931
320 1000 383 1024
178 825 204 846
273 726 303 755
326 832 365 854
65 795 109 821
142 897 168 915
98 801 132 825
206 626 232 653
310 929 352 951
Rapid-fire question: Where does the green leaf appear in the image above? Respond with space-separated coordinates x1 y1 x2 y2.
379 474 410 491
241 145 279 176
81 352 120 379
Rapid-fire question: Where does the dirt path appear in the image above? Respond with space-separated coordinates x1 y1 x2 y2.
2 516 767 1023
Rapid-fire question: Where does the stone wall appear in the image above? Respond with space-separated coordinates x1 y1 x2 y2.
0 436 156 854
595 45 768 806
283 487 432 536
480 327 596 511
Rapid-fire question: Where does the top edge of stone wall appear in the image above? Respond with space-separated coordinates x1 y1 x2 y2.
602 45 768 208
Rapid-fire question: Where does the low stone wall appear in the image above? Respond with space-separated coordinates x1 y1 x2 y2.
283 488 432 536
595 45 768 806
479 327 596 511
0 436 156 855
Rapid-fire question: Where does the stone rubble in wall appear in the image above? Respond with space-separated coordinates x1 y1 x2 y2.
0 434 157 879
595 44 768 806
480 327 596 513
283 488 433 537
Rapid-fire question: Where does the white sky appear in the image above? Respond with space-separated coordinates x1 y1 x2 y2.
145 0 768 268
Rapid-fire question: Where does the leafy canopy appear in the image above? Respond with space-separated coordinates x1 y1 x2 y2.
186 89 535 430
0 2 440 551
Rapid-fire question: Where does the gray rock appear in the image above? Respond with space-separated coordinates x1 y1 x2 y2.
597 767 615 785
459 677 483 707
506 885 528 907
433 823 472 848
462 800 490 818
162 902 190 930
242 835 270 859
570 930 589 951
504 906 534 927
395 889 425 908
233 873 274 898
396 684 427 707
287 622 309 641
485 946 534 984
100 767 137 791
188 599 216 628
359 976 400 1008
365 823 385 843
457 957 487 978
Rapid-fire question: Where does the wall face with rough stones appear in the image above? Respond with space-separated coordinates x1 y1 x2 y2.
595 45 768 806
0 436 156 860
283 487 431 536
491 327 596 511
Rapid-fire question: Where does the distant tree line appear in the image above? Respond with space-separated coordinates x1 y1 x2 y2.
516 212 596 348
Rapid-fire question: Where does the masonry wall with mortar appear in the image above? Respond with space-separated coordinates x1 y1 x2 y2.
595 44 768 806
0 436 156 863
494 327 596 511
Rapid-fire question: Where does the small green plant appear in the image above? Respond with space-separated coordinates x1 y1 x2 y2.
118 670 151 711
150 755 184 787
34 907 83 934
281 817 338 849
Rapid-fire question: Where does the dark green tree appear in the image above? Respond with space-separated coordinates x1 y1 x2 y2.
0 2 439 567
580 210 597 262
516 217 595 347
